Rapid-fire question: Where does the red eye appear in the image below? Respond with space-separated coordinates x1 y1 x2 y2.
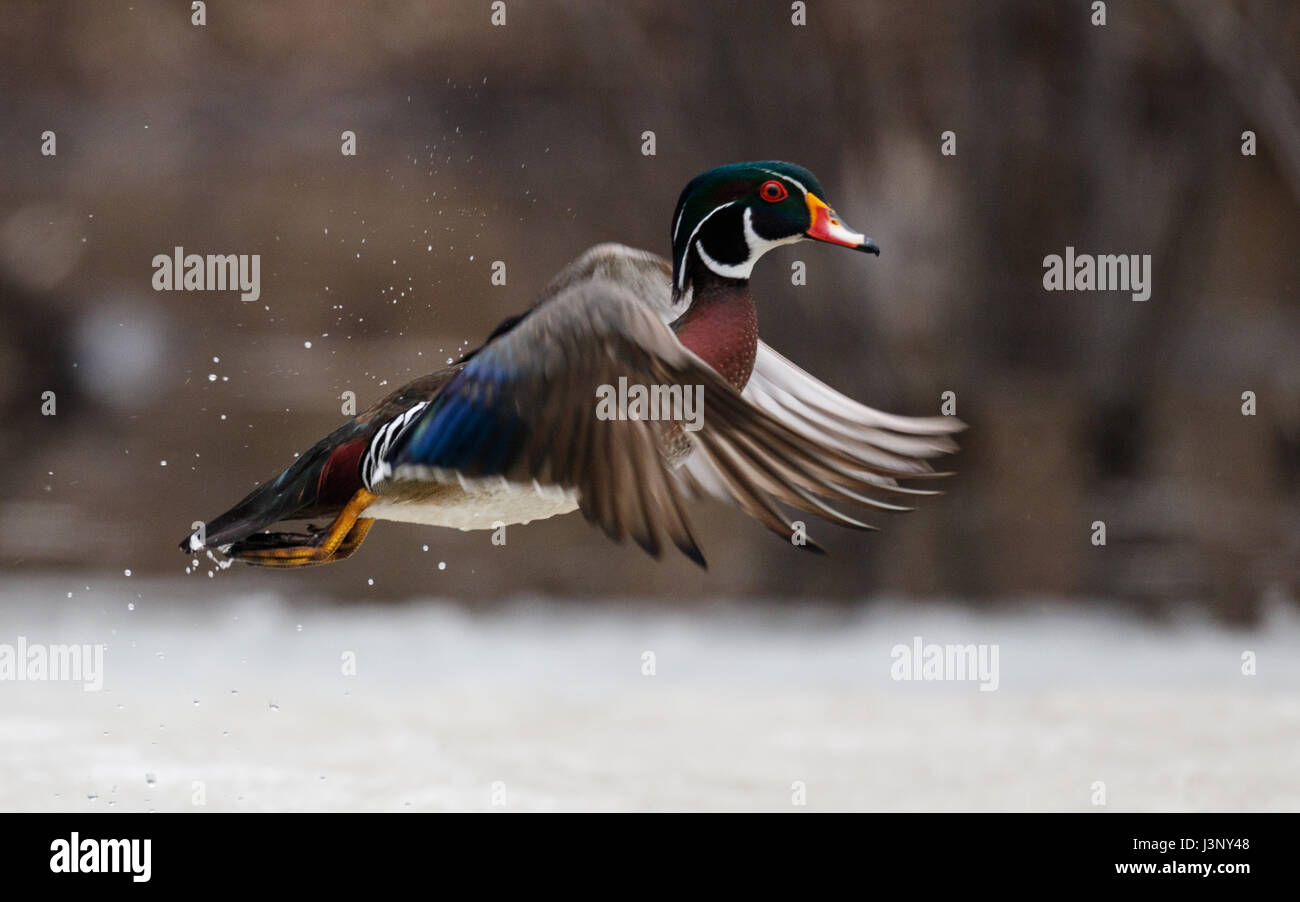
759 179 788 203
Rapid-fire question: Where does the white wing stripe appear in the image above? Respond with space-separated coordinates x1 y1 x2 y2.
362 401 430 489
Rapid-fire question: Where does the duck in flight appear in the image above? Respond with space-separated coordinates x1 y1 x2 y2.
180 161 963 568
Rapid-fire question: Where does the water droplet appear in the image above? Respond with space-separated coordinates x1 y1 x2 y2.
269 702 280 712
438 561 446 571
127 602 135 611
296 623 303 632
123 568 132 577
145 773 156 788
304 341 313 349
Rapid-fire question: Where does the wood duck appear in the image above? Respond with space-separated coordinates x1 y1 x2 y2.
180 161 963 568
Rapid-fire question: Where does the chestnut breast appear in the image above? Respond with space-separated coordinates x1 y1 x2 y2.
671 284 758 391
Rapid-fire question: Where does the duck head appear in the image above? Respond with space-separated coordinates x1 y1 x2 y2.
670 161 879 300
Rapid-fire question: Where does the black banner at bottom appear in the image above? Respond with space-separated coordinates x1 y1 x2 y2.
0 812 1282 889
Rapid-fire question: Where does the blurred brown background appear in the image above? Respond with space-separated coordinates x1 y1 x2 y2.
1 0 1296 618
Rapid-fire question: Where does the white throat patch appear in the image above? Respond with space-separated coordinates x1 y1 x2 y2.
695 206 802 281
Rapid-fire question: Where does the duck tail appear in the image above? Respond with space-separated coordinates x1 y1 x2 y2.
179 433 364 554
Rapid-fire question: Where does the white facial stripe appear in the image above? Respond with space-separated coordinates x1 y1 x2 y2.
695 207 802 282
696 241 752 280
758 168 809 197
677 200 737 291
744 205 804 254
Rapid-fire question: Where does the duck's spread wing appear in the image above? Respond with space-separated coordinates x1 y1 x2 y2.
743 341 964 474
676 340 966 546
377 279 951 565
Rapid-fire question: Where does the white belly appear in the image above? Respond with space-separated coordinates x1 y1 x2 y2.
367 477 579 531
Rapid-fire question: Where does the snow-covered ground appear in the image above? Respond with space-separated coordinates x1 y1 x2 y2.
0 578 1296 811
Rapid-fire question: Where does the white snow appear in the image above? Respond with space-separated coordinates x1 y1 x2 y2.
0 580 1296 812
